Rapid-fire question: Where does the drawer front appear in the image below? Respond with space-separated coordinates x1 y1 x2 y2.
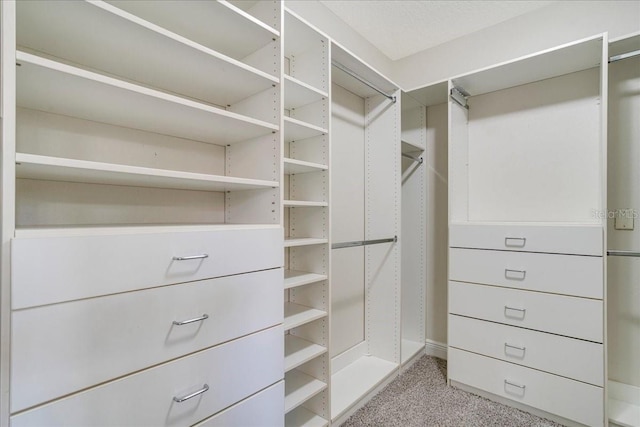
11 268 283 412
449 315 604 386
449 223 603 255
449 248 603 299
11 326 283 427
449 281 603 342
12 226 283 308
449 348 604 427
193 381 284 427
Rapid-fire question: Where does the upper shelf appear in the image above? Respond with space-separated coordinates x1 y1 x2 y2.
284 75 328 110
405 81 449 107
284 9 327 58
17 1 278 109
452 34 604 97
16 52 278 146
284 117 328 143
15 153 278 192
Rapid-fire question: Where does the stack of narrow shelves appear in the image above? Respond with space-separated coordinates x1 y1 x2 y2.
282 9 331 427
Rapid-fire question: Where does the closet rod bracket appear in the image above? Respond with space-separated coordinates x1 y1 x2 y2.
450 86 469 109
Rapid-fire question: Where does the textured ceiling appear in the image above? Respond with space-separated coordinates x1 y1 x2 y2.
319 1 556 60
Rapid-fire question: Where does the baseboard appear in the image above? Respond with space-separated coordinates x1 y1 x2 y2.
425 339 447 360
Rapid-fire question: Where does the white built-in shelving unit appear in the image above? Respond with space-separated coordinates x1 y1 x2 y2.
282 8 331 427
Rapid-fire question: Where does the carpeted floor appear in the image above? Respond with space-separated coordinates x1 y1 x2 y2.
342 355 563 427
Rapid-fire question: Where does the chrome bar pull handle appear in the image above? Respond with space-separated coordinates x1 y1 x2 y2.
505 343 526 352
173 254 209 261
505 269 527 280
504 379 526 390
173 314 209 326
505 237 526 248
173 384 209 403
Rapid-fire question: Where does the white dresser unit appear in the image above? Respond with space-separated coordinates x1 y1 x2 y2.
447 35 608 427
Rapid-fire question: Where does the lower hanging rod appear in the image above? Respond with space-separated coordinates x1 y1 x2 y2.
607 250 640 257
332 236 397 250
332 60 396 103
402 152 423 164
609 49 640 63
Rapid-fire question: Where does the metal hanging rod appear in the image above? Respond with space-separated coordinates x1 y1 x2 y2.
332 60 396 103
609 49 640 63
332 236 397 250
402 152 423 164
607 250 640 257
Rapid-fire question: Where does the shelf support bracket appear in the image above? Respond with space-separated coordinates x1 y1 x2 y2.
450 86 469 109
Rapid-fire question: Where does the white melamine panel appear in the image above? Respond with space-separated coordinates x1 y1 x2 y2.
285 369 328 413
17 1 278 109
284 158 328 174
284 237 328 248
284 75 328 110
12 226 282 309
449 223 603 256
330 247 365 357
194 382 284 427
331 43 397 99
16 52 277 146
448 90 469 223
401 93 426 150
285 335 328 373
11 327 283 426
452 35 603 96
11 268 282 412
449 281 603 342
284 117 328 143
285 406 328 427
449 348 604 427
284 201 328 208
449 315 604 386
284 302 327 331
449 248 603 299
284 270 327 290
466 68 602 223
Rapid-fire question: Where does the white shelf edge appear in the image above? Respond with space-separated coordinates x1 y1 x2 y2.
284 237 329 248
285 74 328 98
285 335 328 372
284 270 328 290
285 369 328 414
283 201 328 208
401 139 425 153
285 406 329 427
284 302 327 331
218 0 280 39
284 116 328 134
283 157 328 174
15 153 278 192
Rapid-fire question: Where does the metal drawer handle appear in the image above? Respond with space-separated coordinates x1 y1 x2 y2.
504 306 526 318
504 237 526 247
505 269 527 280
173 314 209 326
505 343 526 352
173 384 209 403
173 254 209 261
504 379 526 390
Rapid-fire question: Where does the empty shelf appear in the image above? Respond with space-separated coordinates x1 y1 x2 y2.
609 398 640 427
285 406 329 427
401 139 425 153
17 1 278 108
285 270 328 290
284 158 328 174
401 339 425 365
284 75 328 110
284 238 329 248
15 153 278 192
284 302 327 331
285 370 328 414
284 117 327 143
285 335 327 372
16 52 278 146
284 201 328 208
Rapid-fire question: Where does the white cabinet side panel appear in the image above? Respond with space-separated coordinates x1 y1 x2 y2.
448 87 469 223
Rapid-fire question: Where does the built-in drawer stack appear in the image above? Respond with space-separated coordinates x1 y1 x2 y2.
10 227 284 426
448 223 605 427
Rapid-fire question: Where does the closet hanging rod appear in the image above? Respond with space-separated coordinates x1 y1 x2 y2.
609 49 640 63
402 153 423 164
607 250 640 257
331 60 396 103
332 236 397 249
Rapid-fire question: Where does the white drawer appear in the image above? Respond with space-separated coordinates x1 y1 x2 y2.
449 315 604 386
449 248 603 299
449 348 604 427
449 223 603 255
449 281 603 342
193 381 284 427
11 268 282 413
11 326 284 427
12 225 283 308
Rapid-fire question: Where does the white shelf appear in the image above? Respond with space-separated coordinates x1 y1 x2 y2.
285 335 327 372
284 302 327 331
285 270 328 290
401 339 425 365
284 10 325 58
284 158 328 174
610 399 640 427
401 139 425 153
284 237 329 248
17 1 278 108
285 406 329 427
284 201 328 208
16 52 278 146
285 370 328 414
15 153 278 192
331 355 398 420
284 75 328 110
284 117 328 143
